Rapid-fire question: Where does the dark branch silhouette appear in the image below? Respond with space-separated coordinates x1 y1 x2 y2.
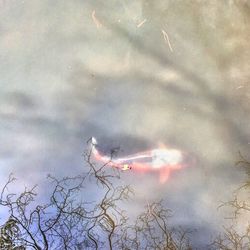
211 154 250 250
0 144 194 249
1 146 250 249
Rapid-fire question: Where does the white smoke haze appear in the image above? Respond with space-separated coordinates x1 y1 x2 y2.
0 0 250 247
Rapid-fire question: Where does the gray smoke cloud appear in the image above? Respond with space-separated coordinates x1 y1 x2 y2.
0 0 250 247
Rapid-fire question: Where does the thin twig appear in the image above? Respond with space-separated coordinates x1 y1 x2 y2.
161 29 173 52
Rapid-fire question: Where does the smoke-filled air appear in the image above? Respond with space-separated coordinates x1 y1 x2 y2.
0 1 249 249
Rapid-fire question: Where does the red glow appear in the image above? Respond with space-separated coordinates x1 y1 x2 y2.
91 141 194 183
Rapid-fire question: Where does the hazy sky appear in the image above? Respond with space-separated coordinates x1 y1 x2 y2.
1 0 250 247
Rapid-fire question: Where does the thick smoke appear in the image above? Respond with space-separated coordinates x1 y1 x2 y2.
0 0 249 247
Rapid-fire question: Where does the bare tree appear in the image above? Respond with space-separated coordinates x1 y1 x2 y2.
0 144 133 249
210 225 250 250
82 144 133 250
116 201 192 250
211 153 250 250
0 142 194 249
0 173 93 249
